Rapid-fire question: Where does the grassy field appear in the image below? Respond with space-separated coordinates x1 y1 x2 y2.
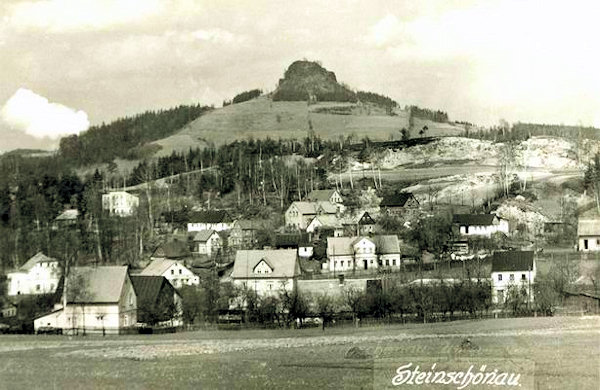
0 316 598 389
152 97 464 157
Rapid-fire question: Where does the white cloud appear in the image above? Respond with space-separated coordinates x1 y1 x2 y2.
192 28 245 44
6 0 163 32
1 88 89 139
366 14 404 47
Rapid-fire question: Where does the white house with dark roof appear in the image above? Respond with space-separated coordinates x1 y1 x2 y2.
326 235 401 272
6 252 60 296
140 259 199 288
306 214 345 236
306 189 343 204
577 216 600 251
285 201 338 230
491 251 536 304
187 210 233 232
231 249 300 297
102 191 139 217
453 214 509 237
191 230 222 256
33 266 137 334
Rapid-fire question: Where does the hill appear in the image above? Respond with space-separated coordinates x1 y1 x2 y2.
152 97 464 156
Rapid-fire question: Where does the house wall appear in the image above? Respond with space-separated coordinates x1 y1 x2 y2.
578 236 600 251
459 220 509 237
491 268 536 304
298 246 313 258
34 304 124 334
7 261 60 296
162 263 200 287
328 254 356 272
102 193 139 217
118 275 137 328
233 277 295 297
380 253 401 268
195 234 221 256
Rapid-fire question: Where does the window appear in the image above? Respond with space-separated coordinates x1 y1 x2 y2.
36 284 40 291
498 274 502 281
584 239 589 250
521 274 526 280
179 269 182 275
509 274 514 281
171 269 174 275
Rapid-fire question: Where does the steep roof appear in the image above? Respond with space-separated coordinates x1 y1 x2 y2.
491 251 534 272
192 229 217 242
380 192 417 207
372 235 401 254
289 201 337 215
453 214 497 226
306 189 338 202
275 233 311 248
310 214 343 229
55 209 79 221
188 210 231 223
578 219 600 236
141 259 182 276
232 249 300 279
19 252 58 272
130 275 178 305
327 236 358 256
67 266 129 304
358 211 376 225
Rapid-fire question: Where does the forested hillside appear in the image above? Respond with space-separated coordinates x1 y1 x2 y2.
58 104 212 166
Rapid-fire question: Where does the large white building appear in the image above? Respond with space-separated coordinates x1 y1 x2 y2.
102 191 139 217
6 252 61 296
34 266 137 334
326 235 401 272
491 251 536 304
231 249 300 298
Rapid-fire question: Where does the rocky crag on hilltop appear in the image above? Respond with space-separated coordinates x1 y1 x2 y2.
272 60 357 103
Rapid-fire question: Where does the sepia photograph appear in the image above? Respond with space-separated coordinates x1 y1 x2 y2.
0 0 599 388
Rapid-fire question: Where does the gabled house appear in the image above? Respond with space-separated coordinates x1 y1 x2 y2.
379 192 419 216
191 230 222 257
33 266 137 334
130 275 183 327
453 214 509 237
6 252 61 296
140 259 199 288
187 210 233 232
102 191 139 217
231 249 300 297
306 214 344 237
306 189 343 204
342 211 377 236
274 233 313 258
0 298 17 319
491 251 536 304
53 209 79 230
285 201 338 230
577 217 600 251
229 219 269 249
326 235 401 272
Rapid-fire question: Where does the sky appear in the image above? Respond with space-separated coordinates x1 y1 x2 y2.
1 0 599 151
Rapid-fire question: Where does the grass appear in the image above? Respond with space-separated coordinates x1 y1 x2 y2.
0 316 598 389
152 97 464 157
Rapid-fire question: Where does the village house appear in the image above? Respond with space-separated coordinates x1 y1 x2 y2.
191 230 222 257
275 233 314 258
577 216 600 251
34 266 137 335
231 249 300 298
6 252 61 296
453 214 509 237
326 235 401 272
187 210 233 232
53 209 79 230
379 192 419 216
305 189 345 212
285 201 338 230
130 275 183 327
228 219 269 249
0 298 17 319
306 214 345 237
490 251 536 304
342 211 377 236
102 191 139 217
140 258 199 288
